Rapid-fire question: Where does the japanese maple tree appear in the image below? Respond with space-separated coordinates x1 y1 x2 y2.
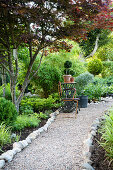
0 0 112 111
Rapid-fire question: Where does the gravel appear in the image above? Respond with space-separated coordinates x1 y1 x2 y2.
3 98 113 170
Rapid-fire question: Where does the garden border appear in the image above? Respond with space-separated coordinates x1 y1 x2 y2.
82 113 107 170
0 110 60 169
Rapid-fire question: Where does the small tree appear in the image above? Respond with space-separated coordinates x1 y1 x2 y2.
88 58 103 76
0 0 112 111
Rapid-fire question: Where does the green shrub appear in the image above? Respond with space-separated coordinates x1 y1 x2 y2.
84 83 105 101
64 60 72 68
12 115 41 131
99 109 113 160
101 61 113 78
36 64 62 98
88 58 103 76
20 105 34 115
107 85 113 94
20 95 59 112
0 97 18 125
75 72 94 95
34 112 49 119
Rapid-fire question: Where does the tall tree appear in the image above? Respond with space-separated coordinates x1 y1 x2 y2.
0 0 112 111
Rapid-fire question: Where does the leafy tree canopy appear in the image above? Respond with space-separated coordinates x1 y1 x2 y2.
0 0 112 111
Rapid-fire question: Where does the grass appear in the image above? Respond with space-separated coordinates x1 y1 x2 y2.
99 109 113 161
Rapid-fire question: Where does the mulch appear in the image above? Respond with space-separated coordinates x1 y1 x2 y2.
91 131 113 170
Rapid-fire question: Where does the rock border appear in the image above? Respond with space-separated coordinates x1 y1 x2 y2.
82 114 106 170
0 110 60 169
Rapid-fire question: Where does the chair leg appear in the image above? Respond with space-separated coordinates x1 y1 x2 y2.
75 101 78 118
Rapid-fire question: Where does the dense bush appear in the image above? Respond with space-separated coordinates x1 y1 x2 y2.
100 109 113 160
34 64 62 98
101 61 113 78
19 105 34 115
12 115 41 131
20 94 60 113
84 83 106 101
88 58 103 76
0 97 18 125
75 72 94 95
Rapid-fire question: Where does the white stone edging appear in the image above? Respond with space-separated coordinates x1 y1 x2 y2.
82 115 106 170
0 110 60 169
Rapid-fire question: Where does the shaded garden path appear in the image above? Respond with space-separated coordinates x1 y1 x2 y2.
4 98 113 170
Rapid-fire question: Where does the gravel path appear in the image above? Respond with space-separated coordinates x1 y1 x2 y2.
3 98 113 170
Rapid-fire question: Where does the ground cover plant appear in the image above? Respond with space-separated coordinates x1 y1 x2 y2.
12 115 41 131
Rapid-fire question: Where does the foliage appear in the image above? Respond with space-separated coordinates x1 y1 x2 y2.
12 115 41 131
0 123 19 151
0 97 18 125
36 64 62 98
42 41 86 77
101 61 113 78
75 72 94 95
64 61 72 69
0 83 19 101
83 76 113 101
84 83 106 101
19 105 34 115
63 60 74 75
99 109 113 160
34 112 49 120
79 29 111 57
88 58 103 76
20 95 59 113
0 123 12 149
96 32 113 61
0 0 112 111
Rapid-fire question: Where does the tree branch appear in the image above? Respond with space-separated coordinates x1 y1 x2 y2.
86 34 100 58
29 40 32 59
15 58 18 78
28 48 44 83
16 43 44 105
0 38 8 48
1 63 13 77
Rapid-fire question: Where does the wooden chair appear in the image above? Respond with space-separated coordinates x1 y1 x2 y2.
58 82 80 117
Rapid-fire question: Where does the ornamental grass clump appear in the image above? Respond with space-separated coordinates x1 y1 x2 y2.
0 123 12 150
100 109 113 161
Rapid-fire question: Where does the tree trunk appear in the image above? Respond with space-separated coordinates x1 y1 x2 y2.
86 34 100 58
2 67 6 97
10 77 16 105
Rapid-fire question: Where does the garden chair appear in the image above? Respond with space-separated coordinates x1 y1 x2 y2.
58 81 80 117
